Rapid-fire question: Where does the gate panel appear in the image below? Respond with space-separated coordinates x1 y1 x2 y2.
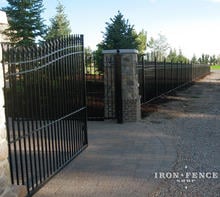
1 35 88 196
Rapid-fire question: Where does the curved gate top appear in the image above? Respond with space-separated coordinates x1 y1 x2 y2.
1 35 88 196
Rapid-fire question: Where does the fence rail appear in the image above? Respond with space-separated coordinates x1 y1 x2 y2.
137 56 210 104
1 35 88 196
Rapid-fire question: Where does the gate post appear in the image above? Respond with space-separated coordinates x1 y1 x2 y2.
114 53 123 123
0 47 26 196
103 49 141 122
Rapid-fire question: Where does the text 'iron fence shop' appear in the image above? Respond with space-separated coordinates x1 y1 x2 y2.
137 55 210 105
1 35 88 196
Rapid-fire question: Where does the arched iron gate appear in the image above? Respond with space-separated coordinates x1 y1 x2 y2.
1 35 88 196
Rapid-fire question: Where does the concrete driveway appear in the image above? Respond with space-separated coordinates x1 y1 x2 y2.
34 121 176 197
35 70 220 197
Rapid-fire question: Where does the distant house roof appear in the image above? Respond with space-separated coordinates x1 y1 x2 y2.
0 11 8 25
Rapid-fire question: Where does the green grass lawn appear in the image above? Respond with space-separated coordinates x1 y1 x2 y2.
211 65 220 70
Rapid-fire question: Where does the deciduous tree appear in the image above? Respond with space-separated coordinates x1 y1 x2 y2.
148 33 170 61
135 29 147 54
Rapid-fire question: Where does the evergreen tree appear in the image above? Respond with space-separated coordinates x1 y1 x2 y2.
201 54 205 63
204 54 210 64
45 1 71 40
94 11 146 71
176 49 188 63
191 54 197 64
101 11 139 50
167 48 178 62
2 0 46 45
210 55 217 65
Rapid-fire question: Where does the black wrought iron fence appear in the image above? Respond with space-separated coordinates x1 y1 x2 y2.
137 56 210 104
1 35 88 196
85 53 120 121
85 54 104 120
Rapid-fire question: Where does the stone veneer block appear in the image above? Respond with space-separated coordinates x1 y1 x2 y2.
0 14 27 196
121 52 141 122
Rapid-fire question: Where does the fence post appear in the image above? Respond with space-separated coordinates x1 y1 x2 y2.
103 49 141 122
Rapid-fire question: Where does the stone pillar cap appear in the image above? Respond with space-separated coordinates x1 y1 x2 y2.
102 49 138 54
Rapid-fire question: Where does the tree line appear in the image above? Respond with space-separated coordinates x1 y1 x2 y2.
1 1 219 66
191 54 220 65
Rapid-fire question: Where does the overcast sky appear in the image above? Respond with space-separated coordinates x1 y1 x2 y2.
1 0 220 58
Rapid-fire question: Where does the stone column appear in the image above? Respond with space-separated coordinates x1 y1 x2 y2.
103 49 141 122
0 43 26 197
0 51 10 195
120 49 141 122
0 11 26 197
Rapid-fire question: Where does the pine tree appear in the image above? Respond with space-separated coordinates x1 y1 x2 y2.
2 0 46 45
45 1 71 40
177 49 188 63
191 54 197 64
94 11 146 71
167 49 178 62
102 11 138 49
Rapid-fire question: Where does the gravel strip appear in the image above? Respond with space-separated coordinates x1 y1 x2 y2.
146 71 220 197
